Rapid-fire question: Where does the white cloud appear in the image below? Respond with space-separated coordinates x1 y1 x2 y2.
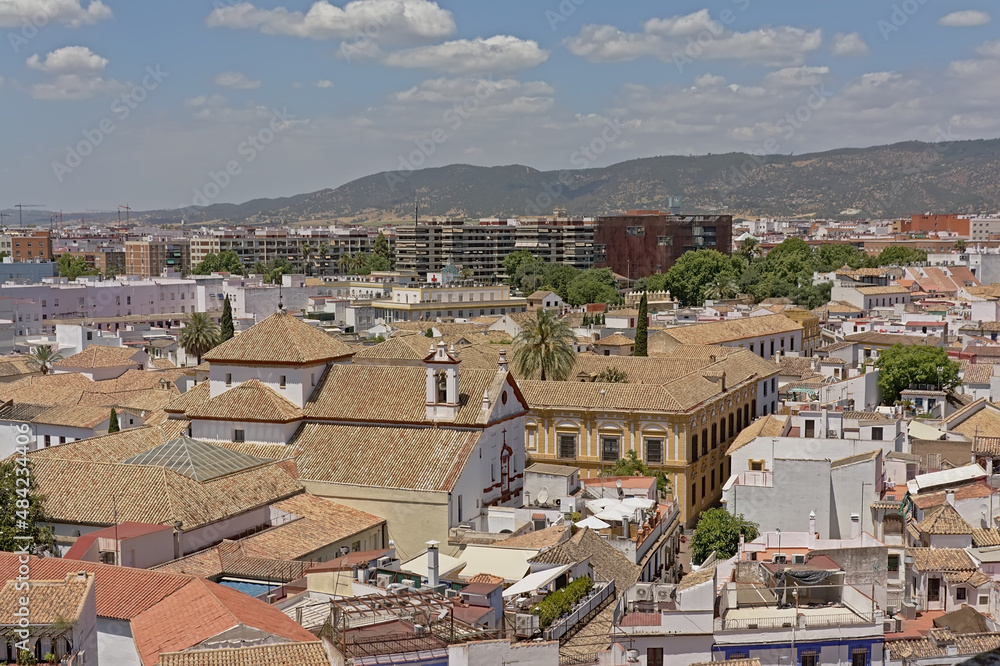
381 35 548 73
763 66 830 87
206 0 455 42
976 40 1000 58
215 71 261 89
184 94 226 108
391 76 553 105
564 10 822 66
831 32 869 56
0 0 111 28
939 10 990 27
693 73 726 87
30 73 125 100
316 79 334 88
27 45 107 74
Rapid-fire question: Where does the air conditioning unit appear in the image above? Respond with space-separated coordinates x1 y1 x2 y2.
514 613 539 637
376 574 392 588
377 557 393 568
633 583 654 601
655 584 676 602
445 589 459 599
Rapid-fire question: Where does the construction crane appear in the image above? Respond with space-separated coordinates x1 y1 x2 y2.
118 204 131 229
14 203 44 226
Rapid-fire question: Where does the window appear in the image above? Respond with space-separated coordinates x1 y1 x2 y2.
225 373 232 386
279 375 286 388
691 483 696 506
601 436 620 462
645 438 663 464
559 434 576 459
851 648 868 666
44 435 50 447
928 577 941 602
750 460 764 471
957 587 967 601
526 428 537 451
351 540 361 552
711 469 716 491
980 595 990 606
457 495 463 522
647 648 663 666
702 428 708 456
711 424 718 449
804 420 815 438
872 427 883 441
701 476 706 499
887 554 900 572
691 434 699 461
801 652 818 666
234 429 245 442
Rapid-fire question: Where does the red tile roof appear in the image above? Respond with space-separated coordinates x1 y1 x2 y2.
203 310 355 365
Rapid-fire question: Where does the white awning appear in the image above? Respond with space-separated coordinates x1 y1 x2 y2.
502 564 573 598
576 516 611 530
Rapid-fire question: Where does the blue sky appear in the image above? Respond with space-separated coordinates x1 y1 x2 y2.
2 0 999 212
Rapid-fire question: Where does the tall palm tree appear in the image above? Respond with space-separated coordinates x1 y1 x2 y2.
30 344 62 375
301 242 314 276
179 312 221 365
512 309 577 381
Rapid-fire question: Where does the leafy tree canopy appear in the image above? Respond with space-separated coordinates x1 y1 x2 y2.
874 344 960 404
658 250 739 306
57 254 99 281
595 366 629 383
0 458 56 555
602 449 667 494
566 268 619 306
691 507 759 565
194 250 246 276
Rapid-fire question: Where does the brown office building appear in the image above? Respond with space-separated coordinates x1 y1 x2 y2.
11 230 53 262
594 211 733 278
124 238 191 277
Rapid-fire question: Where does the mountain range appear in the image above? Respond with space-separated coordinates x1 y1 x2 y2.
44 138 1000 226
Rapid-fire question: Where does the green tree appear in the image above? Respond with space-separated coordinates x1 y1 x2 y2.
254 257 294 284
503 249 536 287
220 295 234 342
872 246 927 267
691 508 760 565
179 312 221 364
194 251 245 276
735 237 760 264
566 268 619 306
57 254 99 281
634 294 648 357
108 408 120 433
372 231 393 268
0 458 56 555
512 309 577 380
874 344 960 404
602 449 667 494
663 250 738 306
29 344 62 375
514 254 546 294
542 264 580 301
595 366 629 383
954 240 967 252
814 244 866 273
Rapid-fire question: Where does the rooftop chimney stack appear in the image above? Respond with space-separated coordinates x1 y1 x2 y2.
946 490 956 507
809 510 817 539
426 540 440 587
498 349 509 373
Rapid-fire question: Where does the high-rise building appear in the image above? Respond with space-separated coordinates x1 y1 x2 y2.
594 211 734 278
125 238 191 277
189 226 377 274
9 230 53 262
394 217 595 281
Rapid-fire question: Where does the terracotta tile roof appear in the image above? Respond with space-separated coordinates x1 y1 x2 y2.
152 358 177 369
836 267 890 277
656 314 802 345
813 301 864 314
831 449 881 468
0 571 94 625
466 573 505 585
30 456 301 529
353 334 430 361
527 528 640 589
779 356 816 378
593 333 634 347
854 285 912 295
239 494 384 560
130 577 316 666
159 642 331 666
947 401 1000 440
944 571 993 587
305 364 522 426
292 423 480 492
906 547 977 572
498 524 571 549
0 356 40 378
845 332 941 347
203 310 355 364
972 527 1000 547
519 379 681 412
29 404 111 429
727 414 789 455
963 363 997 385
187 379 303 423
887 630 1000 660
53 345 144 369
678 562 717 591
917 504 973 535
29 425 178 463
0 553 191 621
164 380 211 414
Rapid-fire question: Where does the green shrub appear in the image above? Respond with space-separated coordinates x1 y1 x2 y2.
530 576 594 627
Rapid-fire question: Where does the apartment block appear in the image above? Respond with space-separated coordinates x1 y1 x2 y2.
189 226 377 275
594 211 734 278
10 230 53 262
125 238 191 277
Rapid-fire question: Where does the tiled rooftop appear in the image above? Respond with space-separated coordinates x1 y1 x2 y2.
203 310 355 364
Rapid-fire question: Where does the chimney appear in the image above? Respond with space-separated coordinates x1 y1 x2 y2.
173 520 184 559
481 388 491 411
498 349 509 373
809 510 817 539
426 540 440 587
850 513 861 539
946 490 956 507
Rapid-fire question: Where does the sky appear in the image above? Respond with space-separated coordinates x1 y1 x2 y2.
1 0 999 213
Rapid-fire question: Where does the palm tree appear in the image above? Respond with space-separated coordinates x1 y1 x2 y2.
337 252 355 275
179 312 221 365
704 274 737 301
736 237 760 263
30 344 62 375
318 241 329 274
512 309 577 381
301 242 314 276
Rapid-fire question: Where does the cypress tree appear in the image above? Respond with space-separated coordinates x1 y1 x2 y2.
634 294 648 357
108 408 120 433
221 296 234 342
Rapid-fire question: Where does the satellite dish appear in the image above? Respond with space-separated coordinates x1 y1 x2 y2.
537 487 549 505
